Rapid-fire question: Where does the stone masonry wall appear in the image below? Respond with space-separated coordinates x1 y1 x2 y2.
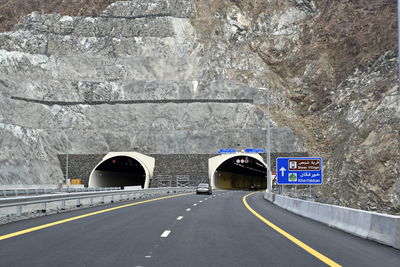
58 152 308 187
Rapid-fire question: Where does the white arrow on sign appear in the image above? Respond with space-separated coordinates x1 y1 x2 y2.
279 167 286 176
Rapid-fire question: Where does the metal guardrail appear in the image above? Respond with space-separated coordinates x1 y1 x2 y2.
0 187 122 197
0 187 195 218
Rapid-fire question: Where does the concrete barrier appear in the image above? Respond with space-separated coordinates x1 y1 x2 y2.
124 186 143 190
264 191 400 250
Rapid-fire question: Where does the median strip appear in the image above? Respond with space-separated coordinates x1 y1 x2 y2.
0 192 193 241
243 192 342 267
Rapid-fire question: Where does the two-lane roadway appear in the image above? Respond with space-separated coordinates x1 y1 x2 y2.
0 191 399 266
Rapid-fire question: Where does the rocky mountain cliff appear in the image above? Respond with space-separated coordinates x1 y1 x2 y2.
0 0 398 214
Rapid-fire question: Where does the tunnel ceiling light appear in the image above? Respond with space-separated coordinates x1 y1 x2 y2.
255 162 265 167
233 163 265 174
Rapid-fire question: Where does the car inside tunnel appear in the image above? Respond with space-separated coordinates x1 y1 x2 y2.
89 156 146 188
214 156 267 190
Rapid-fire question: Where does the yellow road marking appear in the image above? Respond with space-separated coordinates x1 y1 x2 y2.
243 192 342 267
0 192 193 241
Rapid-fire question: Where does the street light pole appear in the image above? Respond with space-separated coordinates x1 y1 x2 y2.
258 87 272 192
261 127 268 189
63 129 70 185
66 133 69 182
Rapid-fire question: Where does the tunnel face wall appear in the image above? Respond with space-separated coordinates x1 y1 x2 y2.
89 152 155 188
209 153 268 190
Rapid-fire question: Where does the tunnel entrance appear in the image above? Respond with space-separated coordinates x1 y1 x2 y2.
214 156 267 190
89 156 146 188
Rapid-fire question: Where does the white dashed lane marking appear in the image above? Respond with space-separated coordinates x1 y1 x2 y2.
161 230 171 238
177 216 183 220
193 203 197 206
199 200 203 203
186 208 191 211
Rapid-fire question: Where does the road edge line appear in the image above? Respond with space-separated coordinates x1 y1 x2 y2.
243 192 342 267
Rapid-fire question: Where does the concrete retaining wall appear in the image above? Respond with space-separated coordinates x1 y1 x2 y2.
264 192 400 250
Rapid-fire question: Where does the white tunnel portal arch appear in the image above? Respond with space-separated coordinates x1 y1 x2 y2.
209 153 270 190
89 152 155 189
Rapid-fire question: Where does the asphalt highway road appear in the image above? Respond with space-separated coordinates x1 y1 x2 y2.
0 191 399 267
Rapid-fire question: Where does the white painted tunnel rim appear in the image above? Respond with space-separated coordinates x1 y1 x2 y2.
209 153 269 189
88 152 152 188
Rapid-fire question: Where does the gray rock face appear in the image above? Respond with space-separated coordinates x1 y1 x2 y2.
0 0 305 188
101 0 172 18
5 0 397 216
14 13 175 38
1 0 397 215
316 51 400 213
101 0 195 18
207 0 398 214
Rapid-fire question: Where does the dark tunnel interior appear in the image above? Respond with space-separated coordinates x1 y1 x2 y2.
215 156 267 190
90 156 146 188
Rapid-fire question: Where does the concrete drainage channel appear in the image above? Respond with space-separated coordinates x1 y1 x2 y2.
0 187 195 225
264 191 400 250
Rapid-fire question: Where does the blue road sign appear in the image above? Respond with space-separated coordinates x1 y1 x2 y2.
276 157 323 185
244 148 265 153
217 149 238 154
